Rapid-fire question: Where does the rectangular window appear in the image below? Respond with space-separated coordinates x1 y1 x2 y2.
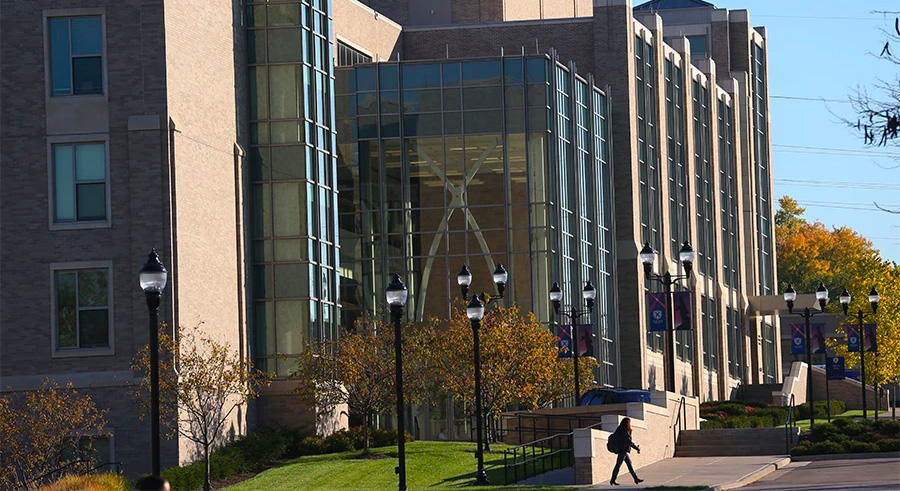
54 266 111 351
701 295 718 370
49 16 103 95
53 142 107 223
336 40 371 67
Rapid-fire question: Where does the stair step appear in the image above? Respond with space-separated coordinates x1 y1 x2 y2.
677 448 789 457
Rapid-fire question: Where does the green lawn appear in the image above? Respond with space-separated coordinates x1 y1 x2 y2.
225 441 571 491
786 410 877 428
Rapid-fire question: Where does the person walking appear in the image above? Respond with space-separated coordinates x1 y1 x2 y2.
609 417 643 486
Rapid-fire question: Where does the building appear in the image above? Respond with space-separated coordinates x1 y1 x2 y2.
0 0 778 476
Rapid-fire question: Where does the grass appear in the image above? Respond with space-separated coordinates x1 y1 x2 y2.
225 441 570 491
644 487 708 490
786 409 876 428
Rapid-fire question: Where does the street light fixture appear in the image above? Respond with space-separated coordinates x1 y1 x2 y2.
455 263 507 485
386 274 409 491
139 249 168 476
639 241 694 393
548 280 597 403
839 286 879 420
784 282 829 428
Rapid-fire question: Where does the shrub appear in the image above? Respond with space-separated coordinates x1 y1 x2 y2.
715 403 748 417
811 422 841 442
841 422 870 438
700 419 725 430
789 441 813 456
807 440 846 455
795 400 845 420
832 418 851 429
846 441 879 453
324 430 356 453
39 473 130 491
295 436 326 456
751 407 788 426
230 428 291 467
874 420 900 438
876 438 900 452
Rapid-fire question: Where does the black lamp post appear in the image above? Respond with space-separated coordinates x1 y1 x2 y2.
639 241 695 394
386 274 409 491
139 249 168 476
549 280 597 403
456 263 507 485
784 282 829 428
839 286 880 420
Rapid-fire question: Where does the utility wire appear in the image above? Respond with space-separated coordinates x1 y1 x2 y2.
771 95 853 104
772 144 900 157
775 178 900 191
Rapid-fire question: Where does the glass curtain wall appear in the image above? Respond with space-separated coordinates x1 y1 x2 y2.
637 35 663 354
335 54 615 391
701 295 718 371
752 43 774 296
247 0 340 375
692 79 716 279
726 307 742 379
718 97 739 289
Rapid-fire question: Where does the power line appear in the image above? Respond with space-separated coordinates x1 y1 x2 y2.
773 144 900 156
771 95 853 104
752 14 887 21
775 178 900 191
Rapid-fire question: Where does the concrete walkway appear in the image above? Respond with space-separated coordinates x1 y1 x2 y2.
517 455 792 490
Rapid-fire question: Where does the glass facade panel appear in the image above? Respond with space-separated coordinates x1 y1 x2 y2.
248 0 339 369
693 79 716 278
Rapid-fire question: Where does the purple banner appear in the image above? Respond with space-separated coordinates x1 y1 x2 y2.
791 323 805 355
557 325 572 358
847 325 860 353
865 324 877 352
827 356 845 381
577 325 595 358
812 323 827 354
647 292 667 332
673 291 692 330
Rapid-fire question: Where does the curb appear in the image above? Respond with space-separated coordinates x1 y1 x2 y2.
790 451 900 462
705 456 792 491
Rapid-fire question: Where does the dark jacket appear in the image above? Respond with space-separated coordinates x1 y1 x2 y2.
611 426 639 453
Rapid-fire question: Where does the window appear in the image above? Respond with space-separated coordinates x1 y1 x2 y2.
49 16 103 95
687 35 708 60
53 265 111 352
336 41 371 67
52 142 107 223
61 435 113 465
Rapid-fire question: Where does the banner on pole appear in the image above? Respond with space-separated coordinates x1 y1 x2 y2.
577 324 595 358
812 323 827 354
826 356 845 381
847 325 860 352
864 324 877 352
790 323 805 355
557 324 572 358
647 292 667 332
673 291 692 330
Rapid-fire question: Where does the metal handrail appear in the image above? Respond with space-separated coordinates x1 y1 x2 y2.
671 396 687 456
503 420 604 484
784 393 796 454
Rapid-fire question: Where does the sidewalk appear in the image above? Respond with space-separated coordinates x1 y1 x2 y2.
517 455 792 490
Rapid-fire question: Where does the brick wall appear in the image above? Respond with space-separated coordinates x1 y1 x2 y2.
334 0 403 61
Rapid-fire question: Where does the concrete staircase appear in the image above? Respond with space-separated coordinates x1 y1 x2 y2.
676 428 794 457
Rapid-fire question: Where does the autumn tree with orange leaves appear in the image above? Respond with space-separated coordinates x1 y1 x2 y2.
776 196 900 399
0 379 107 489
131 324 273 490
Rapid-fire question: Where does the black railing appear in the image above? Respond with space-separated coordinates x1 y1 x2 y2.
18 460 123 490
784 393 796 454
509 412 605 445
503 420 603 484
672 395 687 456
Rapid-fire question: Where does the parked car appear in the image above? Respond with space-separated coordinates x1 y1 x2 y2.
579 388 651 406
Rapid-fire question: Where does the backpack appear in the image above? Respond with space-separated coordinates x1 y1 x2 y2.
606 432 619 453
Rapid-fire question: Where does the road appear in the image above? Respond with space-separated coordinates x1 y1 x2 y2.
739 456 900 491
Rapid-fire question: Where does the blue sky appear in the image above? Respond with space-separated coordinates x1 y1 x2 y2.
712 0 900 263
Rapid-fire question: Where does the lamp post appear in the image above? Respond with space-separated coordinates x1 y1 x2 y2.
784 282 829 428
386 274 409 491
139 249 168 476
548 280 597 403
839 286 880 420
639 241 695 394
456 263 507 485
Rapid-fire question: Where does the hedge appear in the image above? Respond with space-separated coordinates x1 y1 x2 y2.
790 419 900 456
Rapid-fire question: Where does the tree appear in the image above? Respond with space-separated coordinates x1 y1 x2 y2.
420 303 582 426
775 195 878 294
130 324 274 491
0 379 107 489
291 314 398 455
776 195 900 396
848 12 900 150
533 357 600 410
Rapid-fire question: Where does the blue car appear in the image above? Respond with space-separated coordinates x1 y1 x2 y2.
579 388 651 406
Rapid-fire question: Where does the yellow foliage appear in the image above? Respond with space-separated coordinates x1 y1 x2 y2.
38 473 129 491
